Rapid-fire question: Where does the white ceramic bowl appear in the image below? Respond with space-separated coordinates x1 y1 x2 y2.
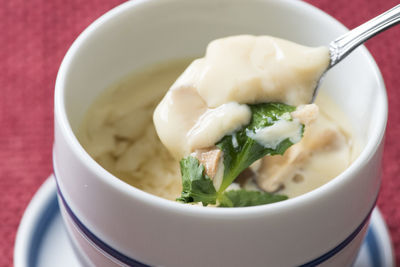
53 0 387 266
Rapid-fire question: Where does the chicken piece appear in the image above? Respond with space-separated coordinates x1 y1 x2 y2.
255 143 309 192
193 147 222 178
254 113 349 193
291 104 319 125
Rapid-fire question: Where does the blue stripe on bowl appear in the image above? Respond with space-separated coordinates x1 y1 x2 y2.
298 205 374 267
55 182 149 267
53 173 377 267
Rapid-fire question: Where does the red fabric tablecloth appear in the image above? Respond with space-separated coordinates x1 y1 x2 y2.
1 0 399 266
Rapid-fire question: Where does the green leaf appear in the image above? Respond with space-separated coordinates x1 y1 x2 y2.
216 103 303 193
177 102 302 207
218 189 288 207
176 156 217 206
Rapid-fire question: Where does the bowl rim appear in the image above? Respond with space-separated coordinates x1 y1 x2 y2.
54 0 388 217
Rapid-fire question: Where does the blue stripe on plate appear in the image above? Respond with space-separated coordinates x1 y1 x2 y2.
28 192 59 267
53 173 376 267
365 226 382 267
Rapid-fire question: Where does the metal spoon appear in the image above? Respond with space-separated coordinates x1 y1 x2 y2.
312 4 400 101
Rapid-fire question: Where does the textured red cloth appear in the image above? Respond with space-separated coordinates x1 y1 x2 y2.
0 0 399 266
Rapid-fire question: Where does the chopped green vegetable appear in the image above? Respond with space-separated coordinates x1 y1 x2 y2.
218 189 288 207
216 103 302 193
177 102 303 207
176 156 217 206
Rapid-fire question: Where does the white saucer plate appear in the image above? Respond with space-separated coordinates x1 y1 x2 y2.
14 177 395 267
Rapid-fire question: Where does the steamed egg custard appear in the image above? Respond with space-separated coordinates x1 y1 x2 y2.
153 35 330 159
154 35 334 206
79 35 358 207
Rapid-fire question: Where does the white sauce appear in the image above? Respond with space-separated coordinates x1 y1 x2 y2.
187 103 251 152
153 35 329 159
246 118 303 149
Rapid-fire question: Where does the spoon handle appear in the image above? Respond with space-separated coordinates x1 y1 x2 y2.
329 4 400 67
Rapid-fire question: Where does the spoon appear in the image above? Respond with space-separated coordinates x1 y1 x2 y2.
313 4 400 101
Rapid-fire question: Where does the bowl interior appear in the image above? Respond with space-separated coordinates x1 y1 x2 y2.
59 0 386 180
